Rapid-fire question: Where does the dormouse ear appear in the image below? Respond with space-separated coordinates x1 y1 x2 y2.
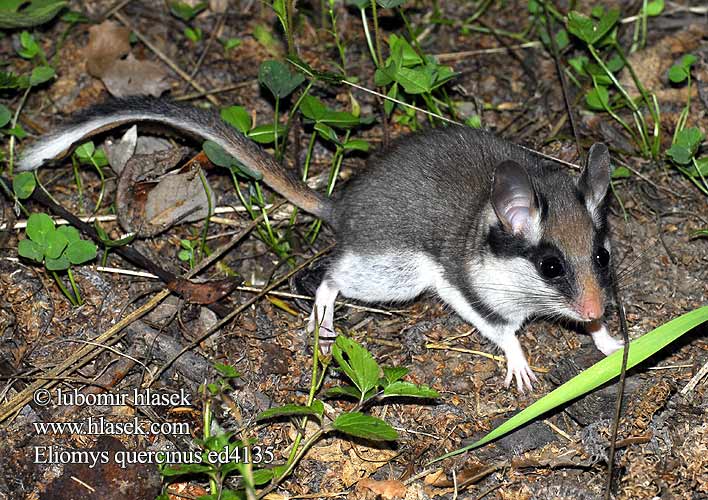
491 160 540 238
578 143 611 215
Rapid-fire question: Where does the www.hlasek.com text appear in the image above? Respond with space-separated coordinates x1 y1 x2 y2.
34 416 190 436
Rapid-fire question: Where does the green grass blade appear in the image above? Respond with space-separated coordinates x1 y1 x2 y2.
431 306 708 463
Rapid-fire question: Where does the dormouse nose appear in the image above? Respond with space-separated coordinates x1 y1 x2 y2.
577 291 603 321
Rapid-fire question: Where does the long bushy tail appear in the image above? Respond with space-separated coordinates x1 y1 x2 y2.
17 97 334 222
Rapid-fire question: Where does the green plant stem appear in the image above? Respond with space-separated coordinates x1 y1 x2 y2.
307 220 322 244
273 98 280 159
370 0 384 68
231 173 256 218
398 7 422 53
326 132 350 196
692 156 708 193
359 7 378 68
630 0 645 53
591 76 643 155
564 67 582 88
197 168 212 263
283 316 328 469
257 320 331 499
66 268 83 306
254 182 277 245
308 131 349 243
534 0 565 23
53 18 80 68
650 93 661 158
286 129 318 230
610 41 661 156
439 88 458 121
231 173 271 246
302 131 317 182
673 74 691 143
458 23 531 42
588 46 638 113
462 0 493 25
202 388 218 494
640 0 648 52
260 377 366 499
588 44 651 156
89 156 106 214
328 0 348 72
230 172 290 261
280 81 313 162
257 424 330 499
0 176 29 217
677 160 708 195
630 110 651 156
610 181 629 222
421 94 443 122
285 0 296 57
33 176 62 207
52 271 77 307
7 85 32 176
254 181 292 263
71 156 85 212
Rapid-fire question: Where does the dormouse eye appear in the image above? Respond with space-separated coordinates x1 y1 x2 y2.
539 256 565 279
595 247 610 268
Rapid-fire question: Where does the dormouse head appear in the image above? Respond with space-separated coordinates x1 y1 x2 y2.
487 144 612 323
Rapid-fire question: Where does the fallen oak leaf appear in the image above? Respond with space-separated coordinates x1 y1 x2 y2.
356 478 407 500
101 53 170 98
142 168 216 233
116 147 216 237
85 20 131 77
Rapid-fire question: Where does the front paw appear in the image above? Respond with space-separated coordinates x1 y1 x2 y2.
504 350 538 392
596 335 624 356
589 322 624 356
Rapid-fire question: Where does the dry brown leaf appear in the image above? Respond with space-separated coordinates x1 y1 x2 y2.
143 168 215 227
167 278 241 305
310 439 350 463
101 53 170 98
166 481 208 500
423 469 446 486
356 478 407 499
85 20 131 77
310 439 398 489
104 125 138 174
116 147 215 236
402 483 430 500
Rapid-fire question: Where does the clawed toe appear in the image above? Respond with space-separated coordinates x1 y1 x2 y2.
501 339 537 392
504 359 537 392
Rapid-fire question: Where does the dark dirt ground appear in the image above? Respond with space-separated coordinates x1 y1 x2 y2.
0 1 706 499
